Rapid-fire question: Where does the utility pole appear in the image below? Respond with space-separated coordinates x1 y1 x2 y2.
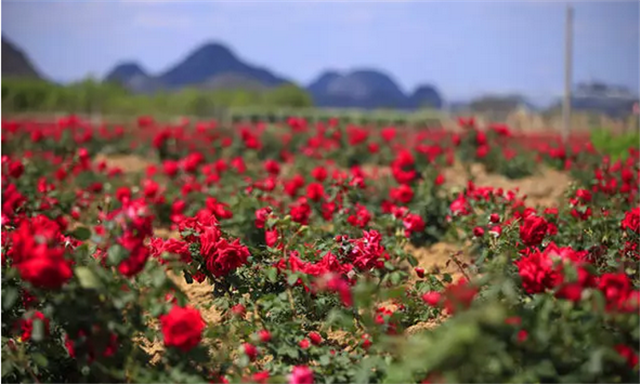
562 4 573 143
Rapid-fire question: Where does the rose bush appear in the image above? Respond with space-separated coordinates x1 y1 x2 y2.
1 115 638 383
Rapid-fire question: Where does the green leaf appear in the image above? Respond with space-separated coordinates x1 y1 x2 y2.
266 267 278 283
319 354 330 366
150 302 165 317
75 267 101 289
32 353 48 368
151 268 167 288
107 244 126 266
1 360 14 377
287 273 299 286
31 318 45 342
286 347 299 359
237 354 250 368
587 348 604 374
2 288 19 311
71 226 91 241
184 271 193 284
407 255 418 267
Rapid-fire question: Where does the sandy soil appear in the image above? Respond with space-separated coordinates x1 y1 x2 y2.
95 154 155 174
442 162 571 208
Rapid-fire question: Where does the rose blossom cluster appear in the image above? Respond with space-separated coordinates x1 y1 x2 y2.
177 213 251 278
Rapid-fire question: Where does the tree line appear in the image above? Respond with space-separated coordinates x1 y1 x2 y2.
1 78 314 117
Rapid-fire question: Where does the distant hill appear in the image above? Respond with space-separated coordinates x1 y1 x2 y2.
105 62 148 84
159 43 289 89
102 42 444 109
408 85 443 109
2 36 42 79
308 69 406 109
104 42 290 94
307 69 443 110
104 62 163 93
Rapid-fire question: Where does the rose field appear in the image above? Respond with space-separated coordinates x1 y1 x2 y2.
1 115 639 383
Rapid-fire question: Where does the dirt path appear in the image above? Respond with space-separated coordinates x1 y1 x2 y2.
443 162 571 208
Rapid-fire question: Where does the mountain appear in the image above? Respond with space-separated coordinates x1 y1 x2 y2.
4 38 446 110
408 85 443 109
103 41 291 93
307 69 412 109
158 42 289 89
2 36 42 79
105 62 148 84
307 71 341 96
104 62 163 93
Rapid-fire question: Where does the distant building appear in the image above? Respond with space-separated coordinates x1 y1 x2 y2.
572 82 639 118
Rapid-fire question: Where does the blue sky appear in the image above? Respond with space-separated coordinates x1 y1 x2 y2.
2 0 638 104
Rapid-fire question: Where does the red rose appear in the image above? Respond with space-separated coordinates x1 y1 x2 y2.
598 272 631 310
299 338 310 349
308 332 322 345
519 215 549 247
204 238 250 277
290 198 312 225
231 304 246 317
263 159 280 175
325 275 353 307
242 343 258 361
117 244 149 277
265 228 279 248
402 213 425 237
289 366 314 384
443 278 478 314
258 329 272 343
622 207 640 233
422 291 442 306
515 250 558 294
311 166 328 182
361 334 372 349
160 305 205 352
390 184 414 204
8 160 24 178
414 267 425 278
517 330 528 343
252 371 270 384
16 248 72 289
615 344 639 369
489 225 502 237
16 311 49 341
255 207 272 229
305 183 325 202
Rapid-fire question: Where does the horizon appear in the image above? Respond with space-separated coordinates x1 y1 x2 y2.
2 0 639 105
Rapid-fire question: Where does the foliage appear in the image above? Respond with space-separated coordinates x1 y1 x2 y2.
591 127 640 161
1 114 638 383
1 79 314 117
